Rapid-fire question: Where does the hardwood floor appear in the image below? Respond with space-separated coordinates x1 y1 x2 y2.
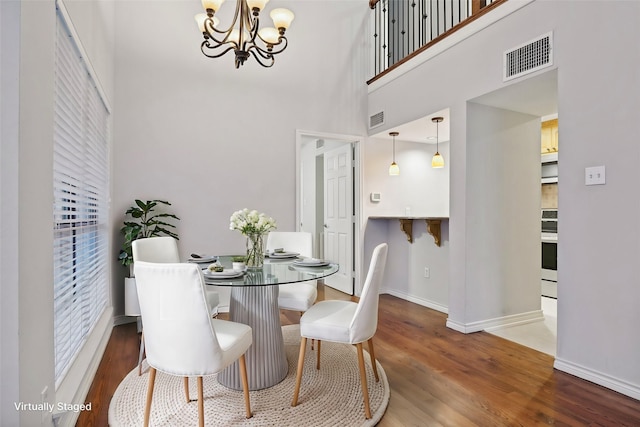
77 287 640 426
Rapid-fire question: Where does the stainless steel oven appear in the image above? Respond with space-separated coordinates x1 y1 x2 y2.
541 209 557 297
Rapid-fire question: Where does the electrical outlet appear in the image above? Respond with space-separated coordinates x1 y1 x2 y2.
424 267 430 278
585 165 605 186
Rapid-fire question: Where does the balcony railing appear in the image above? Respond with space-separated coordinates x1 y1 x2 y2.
368 0 506 84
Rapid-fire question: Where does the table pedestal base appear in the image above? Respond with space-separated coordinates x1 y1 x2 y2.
218 286 288 390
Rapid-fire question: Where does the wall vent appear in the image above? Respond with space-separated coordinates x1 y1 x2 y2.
503 32 553 81
369 111 385 129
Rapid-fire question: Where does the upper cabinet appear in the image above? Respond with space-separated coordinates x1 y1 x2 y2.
541 118 558 154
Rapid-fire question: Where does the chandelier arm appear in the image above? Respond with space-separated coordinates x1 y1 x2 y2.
248 48 275 68
201 41 237 59
204 18 239 48
248 44 275 61
253 36 289 56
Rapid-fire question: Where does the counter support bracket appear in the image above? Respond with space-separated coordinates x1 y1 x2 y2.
399 219 413 243
426 219 442 247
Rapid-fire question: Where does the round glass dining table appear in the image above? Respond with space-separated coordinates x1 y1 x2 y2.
201 255 338 391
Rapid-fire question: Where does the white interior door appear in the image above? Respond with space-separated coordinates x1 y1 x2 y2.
323 144 353 294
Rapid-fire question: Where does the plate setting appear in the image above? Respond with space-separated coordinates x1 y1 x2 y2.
202 268 245 279
292 258 330 267
188 254 218 263
265 251 300 259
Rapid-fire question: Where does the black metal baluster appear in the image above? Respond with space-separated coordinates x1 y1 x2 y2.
443 0 447 32
436 0 440 37
403 0 407 59
411 0 415 54
383 0 388 70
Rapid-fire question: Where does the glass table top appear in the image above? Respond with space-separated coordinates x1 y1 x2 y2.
194 255 339 287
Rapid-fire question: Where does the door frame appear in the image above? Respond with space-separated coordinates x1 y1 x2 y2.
295 129 364 296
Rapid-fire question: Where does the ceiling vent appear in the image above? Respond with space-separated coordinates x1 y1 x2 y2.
503 32 553 81
369 111 385 129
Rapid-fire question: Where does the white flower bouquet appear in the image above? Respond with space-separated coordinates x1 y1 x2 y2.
229 208 277 236
229 209 277 268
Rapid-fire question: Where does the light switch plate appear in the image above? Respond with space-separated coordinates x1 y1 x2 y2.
585 166 606 186
370 192 381 202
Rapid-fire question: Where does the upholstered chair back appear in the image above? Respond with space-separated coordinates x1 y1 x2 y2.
350 243 388 344
133 261 226 375
132 236 180 263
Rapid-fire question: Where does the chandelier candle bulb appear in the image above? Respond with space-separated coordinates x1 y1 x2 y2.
259 27 280 45
246 0 269 12
202 0 225 13
270 8 295 31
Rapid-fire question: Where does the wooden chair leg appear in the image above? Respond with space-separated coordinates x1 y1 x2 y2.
291 337 307 407
238 354 252 418
197 376 204 427
184 377 190 402
316 340 321 370
367 338 379 382
356 343 372 419
138 331 145 376
144 367 156 427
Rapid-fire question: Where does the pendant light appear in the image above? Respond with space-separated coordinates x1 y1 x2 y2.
389 131 400 176
431 116 444 168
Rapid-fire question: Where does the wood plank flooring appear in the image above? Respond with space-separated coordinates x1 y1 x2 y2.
77 288 640 426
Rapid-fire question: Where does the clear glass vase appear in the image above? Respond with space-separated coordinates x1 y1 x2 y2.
246 233 265 269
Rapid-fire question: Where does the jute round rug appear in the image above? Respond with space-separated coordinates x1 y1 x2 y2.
109 324 389 426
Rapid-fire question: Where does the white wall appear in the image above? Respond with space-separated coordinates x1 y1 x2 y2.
1 1 20 425
12 0 115 425
111 1 370 314
461 103 541 326
368 0 640 399
362 135 450 310
552 0 640 396
364 137 449 217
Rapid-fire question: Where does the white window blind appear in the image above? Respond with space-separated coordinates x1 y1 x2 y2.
53 10 110 386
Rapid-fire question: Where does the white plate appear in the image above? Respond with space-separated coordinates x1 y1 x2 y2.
293 259 330 267
267 252 300 259
202 268 244 278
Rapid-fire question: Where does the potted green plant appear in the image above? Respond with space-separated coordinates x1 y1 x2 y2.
118 199 180 274
231 255 246 271
120 199 180 319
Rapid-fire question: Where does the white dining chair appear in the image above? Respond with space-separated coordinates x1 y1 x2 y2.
291 243 388 420
131 236 220 375
132 236 220 315
266 231 318 313
134 261 253 426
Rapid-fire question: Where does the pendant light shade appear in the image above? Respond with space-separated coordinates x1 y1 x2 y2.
389 131 400 176
431 117 444 168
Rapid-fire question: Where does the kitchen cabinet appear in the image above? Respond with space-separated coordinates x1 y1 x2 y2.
541 118 558 154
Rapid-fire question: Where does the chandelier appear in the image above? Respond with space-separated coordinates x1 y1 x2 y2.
195 0 294 68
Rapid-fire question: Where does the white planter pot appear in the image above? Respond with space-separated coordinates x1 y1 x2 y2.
124 277 141 317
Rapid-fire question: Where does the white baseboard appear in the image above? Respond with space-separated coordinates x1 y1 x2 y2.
381 289 448 314
554 357 640 401
113 314 136 326
446 309 544 334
